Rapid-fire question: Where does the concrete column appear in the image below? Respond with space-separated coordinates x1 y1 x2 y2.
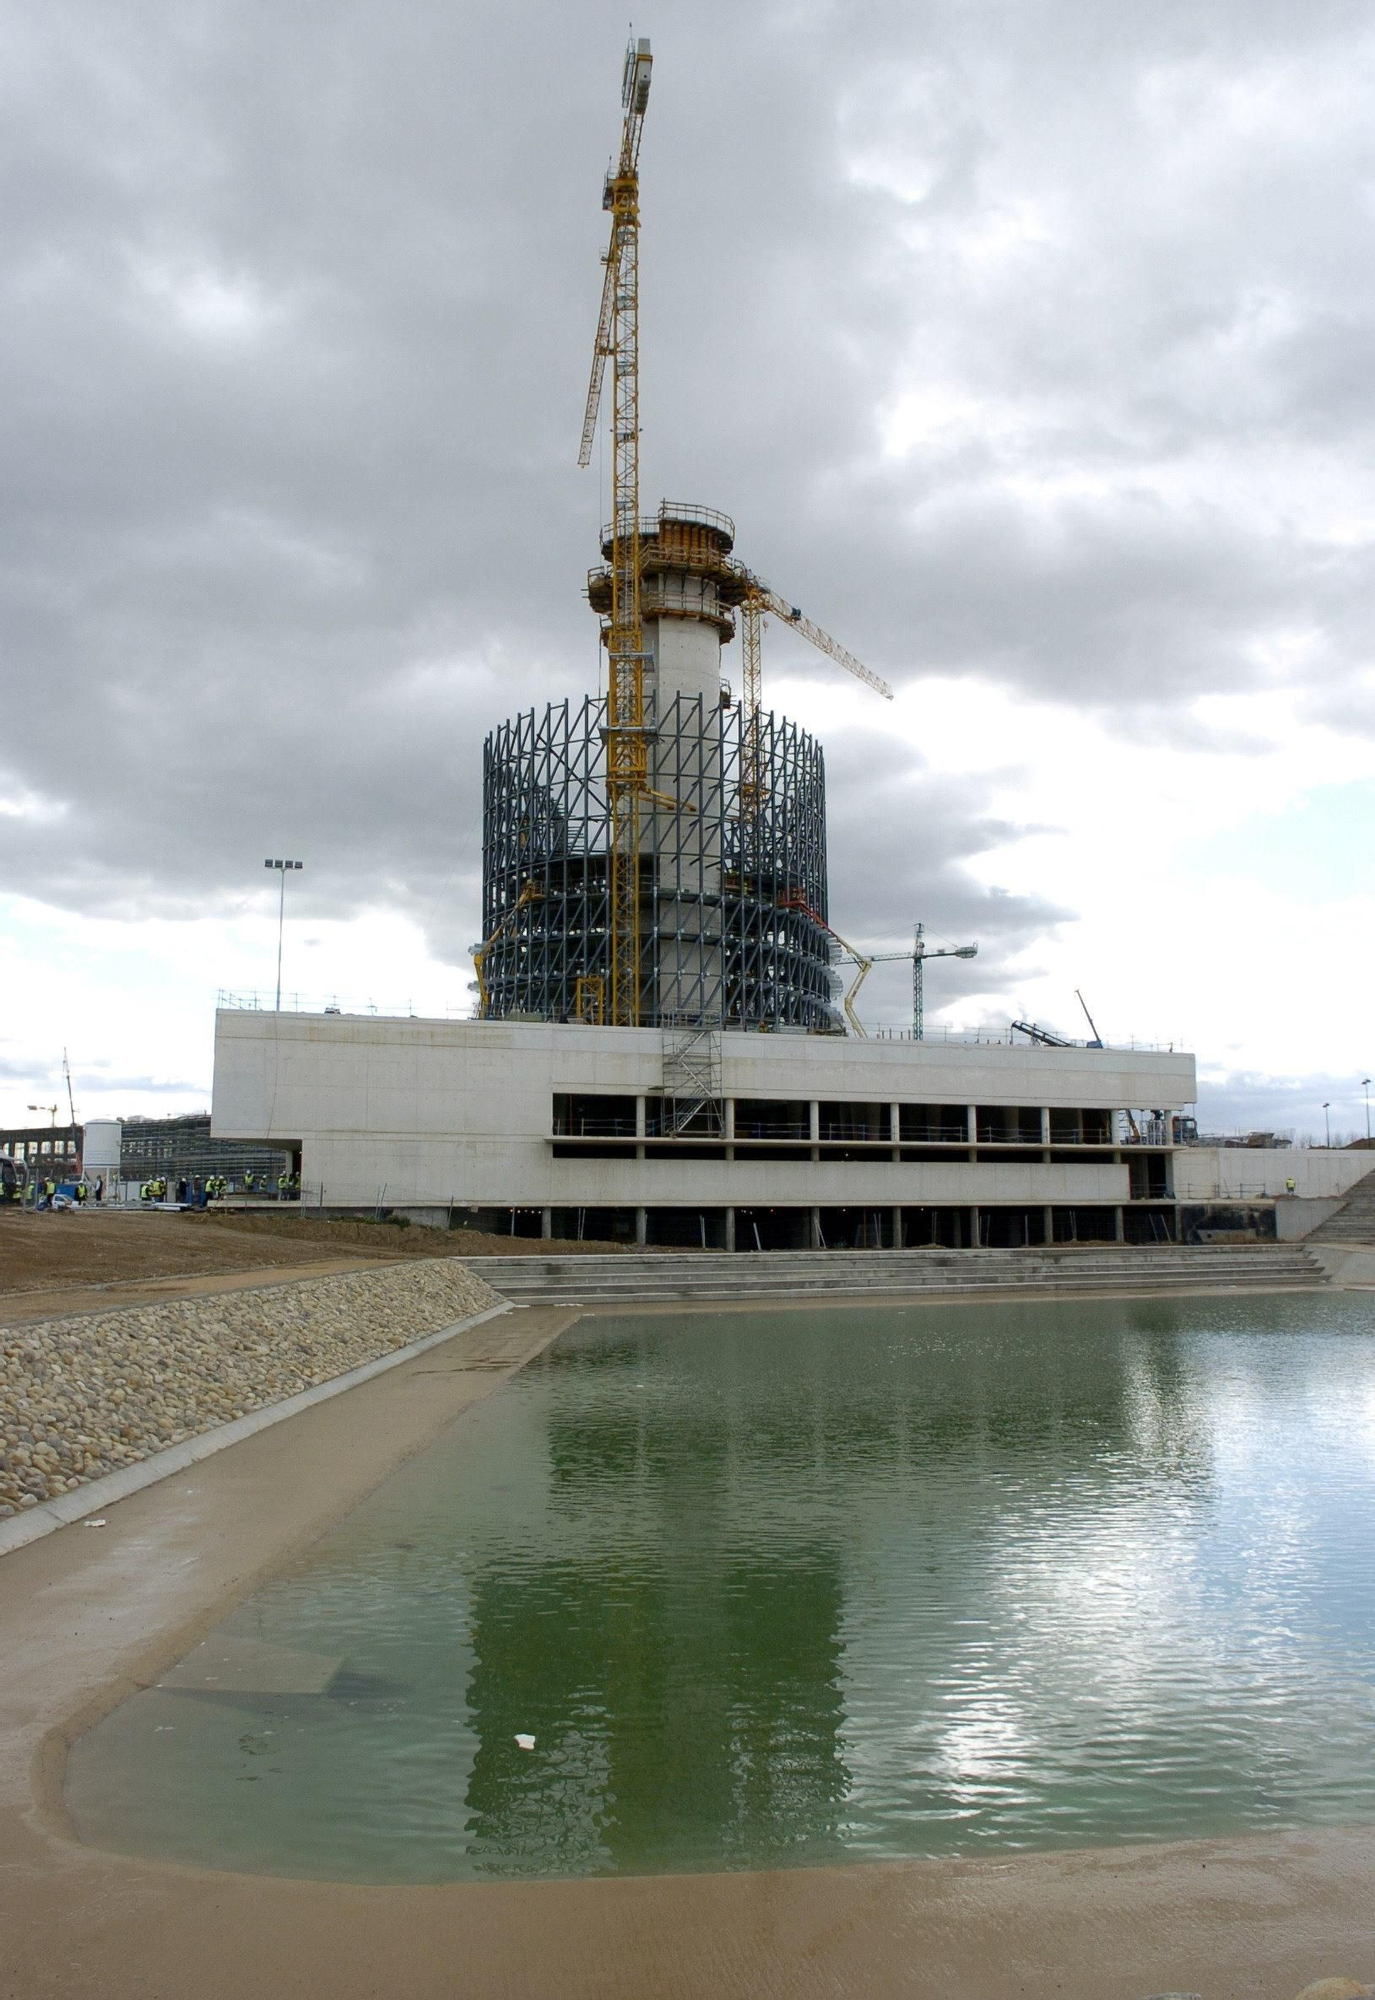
810 1098 820 1165
635 1207 647 1246
636 1096 647 1138
969 1204 981 1247
810 1205 822 1248
541 1206 553 1239
1114 1206 1125 1242
968 1104 978 1165
892 1205 904 1249
725 1206 736 1251
724 1094 735 1163
1043 1205 1054 1245
1040 1106 1051 1144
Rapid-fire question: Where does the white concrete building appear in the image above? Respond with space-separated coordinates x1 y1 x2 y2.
212 1007 1201 1248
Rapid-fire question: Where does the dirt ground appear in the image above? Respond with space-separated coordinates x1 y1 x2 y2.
0 1208 632 1325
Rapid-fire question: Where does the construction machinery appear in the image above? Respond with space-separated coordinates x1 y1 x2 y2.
574 38 891 1017
738 576 891 816
912 924 977 1040
577 35 654 1024
1074 989 1104 1048
471 881 544 1018
1011 1020 1072 1047
830 926 978 1039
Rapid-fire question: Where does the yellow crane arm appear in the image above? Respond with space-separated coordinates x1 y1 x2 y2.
577 40 652 470
788 911 875 1038
471 882 544 1018
578 253 618 469
755 584 893 702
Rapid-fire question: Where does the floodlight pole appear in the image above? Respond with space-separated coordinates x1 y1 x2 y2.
1363 1078 1371 1146
1323 1101 1331 1149
264 859 304 1012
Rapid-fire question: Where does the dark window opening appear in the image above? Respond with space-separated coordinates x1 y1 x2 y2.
818 1101 889 1142
976 1105 1043 1144
898 1104 969 1142
553 1092 638 1137
733 1207 812 1250
732 1098 811 1140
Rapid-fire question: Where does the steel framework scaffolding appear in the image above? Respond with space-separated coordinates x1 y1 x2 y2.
482 693 834 1030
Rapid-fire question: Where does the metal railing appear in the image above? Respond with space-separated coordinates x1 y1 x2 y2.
873 1026 1184 1052
217 989 468 1019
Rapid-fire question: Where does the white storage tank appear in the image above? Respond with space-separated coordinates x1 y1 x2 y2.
82 1118 122 1182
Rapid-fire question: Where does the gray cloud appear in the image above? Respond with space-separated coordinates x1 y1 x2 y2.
3 0 1373 1015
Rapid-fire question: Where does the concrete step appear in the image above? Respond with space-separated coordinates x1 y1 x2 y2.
470 1245 1325 1302
1308 1164 1375 1246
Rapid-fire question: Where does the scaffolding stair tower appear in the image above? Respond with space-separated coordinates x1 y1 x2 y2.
661 1021 723 1136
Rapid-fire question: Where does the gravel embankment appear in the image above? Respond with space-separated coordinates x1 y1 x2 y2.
0 1259 500 1516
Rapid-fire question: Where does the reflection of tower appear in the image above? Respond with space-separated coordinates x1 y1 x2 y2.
458 1374 850 1875
481 502 836 1030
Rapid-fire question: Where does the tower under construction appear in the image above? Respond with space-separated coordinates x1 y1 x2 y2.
213 33 1201 1254
481 502 835 1032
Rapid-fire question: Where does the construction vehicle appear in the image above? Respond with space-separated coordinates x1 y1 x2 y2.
471 881 544 1018
1074 989 1105 1048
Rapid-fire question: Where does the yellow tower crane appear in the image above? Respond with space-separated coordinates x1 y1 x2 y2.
578 35 653 1025
737 576 893 814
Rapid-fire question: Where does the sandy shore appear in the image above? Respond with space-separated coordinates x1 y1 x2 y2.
2 1298 1373 2000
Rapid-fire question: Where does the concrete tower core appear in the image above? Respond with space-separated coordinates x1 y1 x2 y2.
589 503 747 1016
587 500 746 714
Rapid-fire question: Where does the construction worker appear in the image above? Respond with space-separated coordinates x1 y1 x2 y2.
44 1177 57 1210
76 1178 88 1205
243 1169 255 1195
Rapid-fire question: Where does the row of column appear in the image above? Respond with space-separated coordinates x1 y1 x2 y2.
539 1206 1134 1247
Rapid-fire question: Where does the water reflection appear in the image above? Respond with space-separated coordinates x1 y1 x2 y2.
65 1292 1375 1882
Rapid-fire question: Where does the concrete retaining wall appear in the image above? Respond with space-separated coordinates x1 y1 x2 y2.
0 1259 499 1518
1275 1196 1347 1241
1174 1149 1375 1202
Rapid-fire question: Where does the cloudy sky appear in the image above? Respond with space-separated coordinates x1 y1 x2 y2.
4 0 1373 1143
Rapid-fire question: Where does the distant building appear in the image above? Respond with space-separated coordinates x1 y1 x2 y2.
0 1124 82 1174
117 1114 288 1190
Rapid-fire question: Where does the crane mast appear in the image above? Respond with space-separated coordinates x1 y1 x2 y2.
579 36 652 1025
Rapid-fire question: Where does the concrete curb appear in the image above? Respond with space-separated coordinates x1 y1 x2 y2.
0 1299 512 1561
